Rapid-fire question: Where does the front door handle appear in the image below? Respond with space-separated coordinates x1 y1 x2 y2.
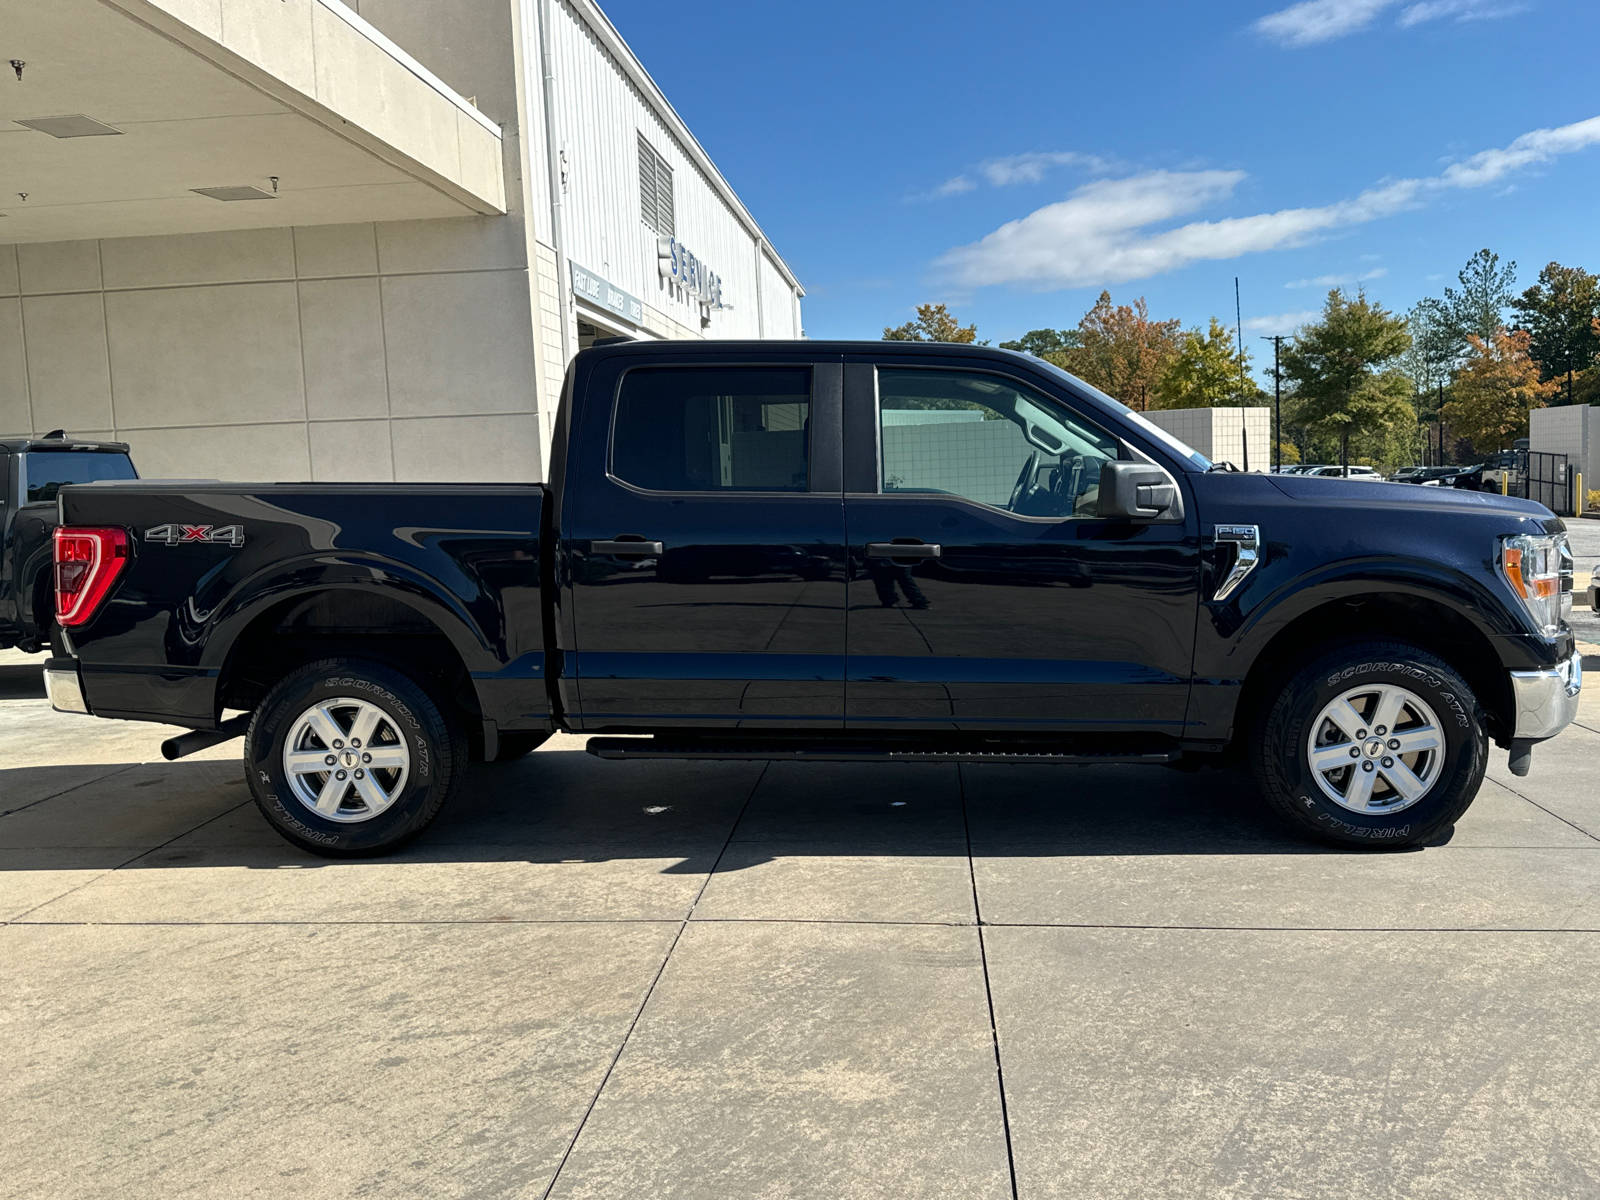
592 538 664 556
865 542 942 559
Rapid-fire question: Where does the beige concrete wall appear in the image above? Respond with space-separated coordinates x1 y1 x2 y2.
0 218 544 483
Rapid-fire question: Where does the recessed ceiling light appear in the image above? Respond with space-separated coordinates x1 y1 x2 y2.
192 186 276 202
15 115 123 138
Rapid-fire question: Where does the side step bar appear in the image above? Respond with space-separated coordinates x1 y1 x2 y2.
587 737 1179 765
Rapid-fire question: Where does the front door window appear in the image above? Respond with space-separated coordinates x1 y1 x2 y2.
878 369 1118 518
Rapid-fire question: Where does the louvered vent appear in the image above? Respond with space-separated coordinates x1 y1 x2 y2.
638 134 674 237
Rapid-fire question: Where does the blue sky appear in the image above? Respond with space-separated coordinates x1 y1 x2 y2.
602 0 1600 360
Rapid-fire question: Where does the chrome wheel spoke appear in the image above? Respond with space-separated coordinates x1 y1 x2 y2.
1370 686 1408 736
351 772 390 812
1343 764 1378 810
1310 743 1358 773
363 747 408 770
1381 759 1428 803
304 704 346 749
1391 726 1441 755
285 750 333 775
313 773 348 816
348 704 383 750
1324 699 1370 741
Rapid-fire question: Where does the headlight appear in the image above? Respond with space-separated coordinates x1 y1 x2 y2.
1500 532 1573 637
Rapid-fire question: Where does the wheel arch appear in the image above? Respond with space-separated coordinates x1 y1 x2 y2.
214 581 488 733
1232 589 1516 749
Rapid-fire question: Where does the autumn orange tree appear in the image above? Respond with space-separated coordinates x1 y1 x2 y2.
1063 291 1183 409
1441 329 1556 453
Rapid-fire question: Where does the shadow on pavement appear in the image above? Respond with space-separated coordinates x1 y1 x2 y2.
0 663 46 701
0 745 1414 876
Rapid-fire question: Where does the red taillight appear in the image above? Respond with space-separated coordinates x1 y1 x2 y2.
54 527 130 626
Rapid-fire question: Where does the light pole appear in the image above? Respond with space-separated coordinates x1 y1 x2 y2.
1261 335 1284 472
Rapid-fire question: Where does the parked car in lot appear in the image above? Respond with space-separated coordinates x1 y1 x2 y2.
1308 464 1385 480
1 434 138 654
42 341 1579 855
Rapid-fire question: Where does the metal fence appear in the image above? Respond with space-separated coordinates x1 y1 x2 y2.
1518 450 1570 514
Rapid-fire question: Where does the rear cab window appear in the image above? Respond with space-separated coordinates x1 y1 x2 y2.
23 451 138 505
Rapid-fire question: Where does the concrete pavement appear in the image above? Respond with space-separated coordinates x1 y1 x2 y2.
3 646 1599 1198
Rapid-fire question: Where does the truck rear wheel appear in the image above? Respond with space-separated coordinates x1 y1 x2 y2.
1251 640 1486 849
244 657 466 858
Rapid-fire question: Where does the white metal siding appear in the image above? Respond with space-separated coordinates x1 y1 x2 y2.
541 0 799 342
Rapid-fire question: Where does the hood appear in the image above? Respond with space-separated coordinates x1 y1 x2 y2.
1266 473 1554 521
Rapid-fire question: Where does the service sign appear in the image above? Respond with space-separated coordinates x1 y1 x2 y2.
570 261 643 326
657 236 724 309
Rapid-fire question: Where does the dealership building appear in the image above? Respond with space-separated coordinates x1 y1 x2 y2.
0 0 804 482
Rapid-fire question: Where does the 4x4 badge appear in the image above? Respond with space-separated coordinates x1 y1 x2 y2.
144 523 245 548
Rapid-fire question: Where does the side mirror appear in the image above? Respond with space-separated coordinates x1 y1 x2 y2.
1097 460 1184 521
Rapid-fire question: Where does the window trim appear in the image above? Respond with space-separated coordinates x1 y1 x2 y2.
605 362 830 499
865 363 1128 522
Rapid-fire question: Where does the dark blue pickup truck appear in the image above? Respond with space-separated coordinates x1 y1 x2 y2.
43 341 1579 855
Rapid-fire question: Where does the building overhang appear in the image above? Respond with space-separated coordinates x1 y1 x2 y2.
0 0 506 245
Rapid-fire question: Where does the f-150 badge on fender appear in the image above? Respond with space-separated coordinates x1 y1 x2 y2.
144 523 245 547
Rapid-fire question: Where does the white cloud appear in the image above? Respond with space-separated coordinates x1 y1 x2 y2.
1285 267 1388 288
978 151 1107 186
1254 0 1396 46
1399 0 1525 26
1254 0 1520 44
910 150 1105 202
938 115 1600 291
1245 311 1321 335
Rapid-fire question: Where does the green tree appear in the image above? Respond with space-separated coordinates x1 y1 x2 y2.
999 328 1082 362
1401 296 1460 396
1444 248 1517 342
883 303 980 343
1281 289 1415 471
1511 262 1600 397
1152 317 1261 408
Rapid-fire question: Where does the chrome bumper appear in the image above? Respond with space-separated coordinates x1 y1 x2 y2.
42 660 89 715
1510 652 1582 739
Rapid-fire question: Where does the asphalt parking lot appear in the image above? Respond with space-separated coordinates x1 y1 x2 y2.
5 619 1600 1197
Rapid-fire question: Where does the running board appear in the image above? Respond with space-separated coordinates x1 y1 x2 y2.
586 737 1179 765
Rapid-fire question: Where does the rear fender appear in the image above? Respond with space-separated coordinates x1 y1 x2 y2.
202 554 502 677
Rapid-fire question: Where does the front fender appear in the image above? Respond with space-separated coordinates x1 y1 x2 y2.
1211 555 1540 675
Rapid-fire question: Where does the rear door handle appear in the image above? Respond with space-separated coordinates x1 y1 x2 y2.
865 542 941 558
592 538 664 555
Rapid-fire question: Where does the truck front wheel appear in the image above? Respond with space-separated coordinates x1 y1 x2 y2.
244 657 466 858
1251 640 1487 849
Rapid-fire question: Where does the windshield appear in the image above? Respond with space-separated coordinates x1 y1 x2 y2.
1021 355 1212 471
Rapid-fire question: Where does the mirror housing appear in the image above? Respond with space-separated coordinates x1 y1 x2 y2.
1097 460 1184 521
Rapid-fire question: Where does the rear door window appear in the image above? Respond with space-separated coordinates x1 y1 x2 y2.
610 367 812 492
23 452 138 504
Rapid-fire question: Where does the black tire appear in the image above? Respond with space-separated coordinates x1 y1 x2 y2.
1251 639 1487 849
244 657 466 858
493 730 551 761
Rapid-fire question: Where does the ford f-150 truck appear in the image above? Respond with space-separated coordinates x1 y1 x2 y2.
42 341 1580 856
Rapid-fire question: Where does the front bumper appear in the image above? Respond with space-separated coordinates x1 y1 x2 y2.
42 655 89 715
1510 652 1581 739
